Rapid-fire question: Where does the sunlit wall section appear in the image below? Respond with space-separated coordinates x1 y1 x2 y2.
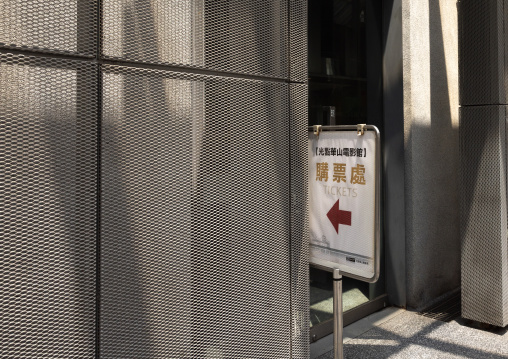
102 0 203 66
102 0 289 78
402 0 460 310
101 66 198 358
100 65 294 358
0 0 96 55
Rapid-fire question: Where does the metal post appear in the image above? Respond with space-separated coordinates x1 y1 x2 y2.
333 269 344 359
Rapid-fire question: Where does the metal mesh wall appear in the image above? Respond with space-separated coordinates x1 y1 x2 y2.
1 0 308 357
0 53 97 357
289 0 308 83
458 0 506 106
290 84 309 358
103 0 289 79
102 0 203 67
459 0 508 327
100 64 293 358
460 106 508 327
0 0 96 56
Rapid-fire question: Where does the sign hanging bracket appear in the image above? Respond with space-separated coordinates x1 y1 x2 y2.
313 125 322 138
357 124 367 136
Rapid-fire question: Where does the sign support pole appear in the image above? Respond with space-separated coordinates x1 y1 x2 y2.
333 269 344 359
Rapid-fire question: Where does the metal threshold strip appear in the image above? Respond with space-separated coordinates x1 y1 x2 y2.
417 291 461 323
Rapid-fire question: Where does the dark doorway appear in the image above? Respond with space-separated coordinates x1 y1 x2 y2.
308 0 386 341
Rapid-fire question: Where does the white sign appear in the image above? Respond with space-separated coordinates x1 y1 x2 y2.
308 126 380 282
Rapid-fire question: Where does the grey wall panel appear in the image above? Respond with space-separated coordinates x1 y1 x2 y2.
290 83 309 358
458 0 506 105
460 105 508 327
403 0 461 310
289 0 308 83
102 0 289 79
0 53 97 358
101 64 299 358
0 0 96 56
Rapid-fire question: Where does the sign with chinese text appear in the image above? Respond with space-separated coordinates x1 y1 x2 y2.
308 126 380 282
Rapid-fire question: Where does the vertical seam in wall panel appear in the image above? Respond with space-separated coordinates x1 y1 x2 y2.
498 0 504 104
96 1 102 357
287 0 291 83
502 0 506 103
502 105 508 325
504 0 508 104
96 68 102 359
287 2 292 357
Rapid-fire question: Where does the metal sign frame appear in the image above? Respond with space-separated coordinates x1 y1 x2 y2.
309 125 381 359
308 124 381 283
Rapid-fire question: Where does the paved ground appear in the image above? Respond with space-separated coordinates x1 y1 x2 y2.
311 308 508 359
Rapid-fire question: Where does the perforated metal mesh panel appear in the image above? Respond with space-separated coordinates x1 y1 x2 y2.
460 105 508 327
0 0 96 56
203 1 288 78
1 0 308 356
290 84 309 358
458 0 506 106
102 0 202 66
289 1 308 83
0 53 97 357
103 0 288 78
100 64 305 358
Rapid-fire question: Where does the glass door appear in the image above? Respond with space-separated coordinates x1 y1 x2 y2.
308 0 386 341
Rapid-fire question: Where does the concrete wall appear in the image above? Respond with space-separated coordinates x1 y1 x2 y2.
402 0 460 310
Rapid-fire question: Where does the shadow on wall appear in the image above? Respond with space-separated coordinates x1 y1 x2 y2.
0 57 98 356
99 3 172 358
100 2 297 358
404 0 460 310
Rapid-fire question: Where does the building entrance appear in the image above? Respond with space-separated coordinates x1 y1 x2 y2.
308 0 386 341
